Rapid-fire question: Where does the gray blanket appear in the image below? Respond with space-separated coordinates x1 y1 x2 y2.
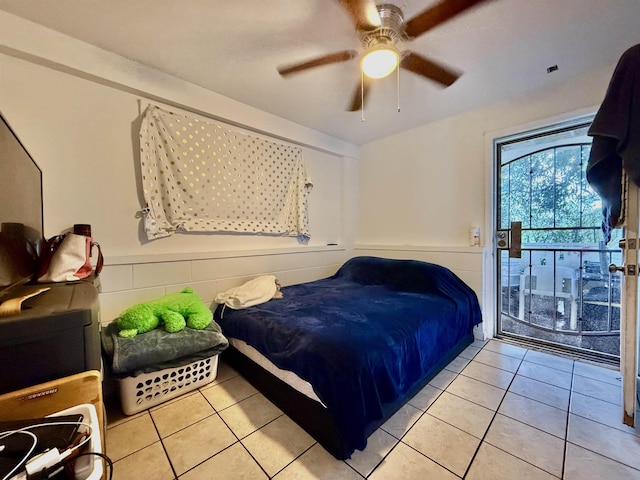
101 320 228 376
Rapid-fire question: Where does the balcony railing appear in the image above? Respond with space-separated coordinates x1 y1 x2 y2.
499 247 622 358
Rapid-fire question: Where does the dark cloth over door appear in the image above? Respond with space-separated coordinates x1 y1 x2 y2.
587 43 640 243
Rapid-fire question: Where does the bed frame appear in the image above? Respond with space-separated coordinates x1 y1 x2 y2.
222 346 343 455
222 333 473 459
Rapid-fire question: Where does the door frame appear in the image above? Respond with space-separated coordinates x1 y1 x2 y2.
620 181 638 427
482 108 598 341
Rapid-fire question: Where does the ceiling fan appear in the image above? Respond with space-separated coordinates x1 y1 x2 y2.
277 0 491 111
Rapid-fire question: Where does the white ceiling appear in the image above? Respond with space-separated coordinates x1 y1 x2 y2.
1 0 639 145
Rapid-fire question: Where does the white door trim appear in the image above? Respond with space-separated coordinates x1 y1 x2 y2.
620 180 638 427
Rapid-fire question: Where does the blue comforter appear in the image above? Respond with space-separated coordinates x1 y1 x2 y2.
215 256 482 458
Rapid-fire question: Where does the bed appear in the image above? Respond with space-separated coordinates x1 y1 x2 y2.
214 256 482 459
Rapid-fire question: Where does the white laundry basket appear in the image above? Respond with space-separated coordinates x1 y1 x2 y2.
118 354 219 415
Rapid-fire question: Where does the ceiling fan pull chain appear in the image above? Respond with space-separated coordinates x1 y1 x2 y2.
397 65 401 112
360 70 365 122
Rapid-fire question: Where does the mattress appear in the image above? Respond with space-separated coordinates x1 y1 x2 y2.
229 337 324 405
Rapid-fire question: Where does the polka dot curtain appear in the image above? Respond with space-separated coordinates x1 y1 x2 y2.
139 106 313 241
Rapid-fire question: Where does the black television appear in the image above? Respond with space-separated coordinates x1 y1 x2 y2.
0 112 44 301
0 116 101 393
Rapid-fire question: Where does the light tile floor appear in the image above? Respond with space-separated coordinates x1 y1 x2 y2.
105 339 640 479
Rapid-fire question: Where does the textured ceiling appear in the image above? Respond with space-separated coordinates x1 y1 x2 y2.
1 0 639 145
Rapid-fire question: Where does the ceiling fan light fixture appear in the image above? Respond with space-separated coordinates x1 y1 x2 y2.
361 45 399 79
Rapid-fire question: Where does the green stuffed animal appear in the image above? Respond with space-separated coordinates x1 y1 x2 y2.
117 287 213 338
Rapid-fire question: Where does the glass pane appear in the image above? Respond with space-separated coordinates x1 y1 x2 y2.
581 250 612 332
499 123 591 163
519 250 532 322
580 144 602 231
610 272 622 332
508 156 531 228
522 228 600 245
499 250 520 317
556 251 579 332
530 150 555 229
555 146 582 229
499 165 510 229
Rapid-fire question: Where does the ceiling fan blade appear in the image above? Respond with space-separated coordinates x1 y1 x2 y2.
278 50 358 76
404 0 490 39
347 79 371 111
336 0 381 29
401 52 460 87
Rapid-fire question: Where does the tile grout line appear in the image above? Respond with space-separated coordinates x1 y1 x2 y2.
566 367 640 467
560 357 576 480
196 385 273 478
105 410 162 465
376 340 561 478
457 344 636 476
568 398 639 436
147 410 180 480
157 388 227 478
213 401 275 480
564 416 640 472
214 387 318 479
169 387 274 478
341 456 367 479
154 389 219 438
514 370 572 391
427 347 516 416
462 342 571 478
359 436 401 479
459 343 524 479
391 414 463 479
396 441 462 479
370 347 477 479
199 367 327 478
381 390 442 440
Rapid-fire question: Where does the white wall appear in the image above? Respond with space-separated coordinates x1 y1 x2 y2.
0 12 358 322
356 60 617 338
357 64 613 247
